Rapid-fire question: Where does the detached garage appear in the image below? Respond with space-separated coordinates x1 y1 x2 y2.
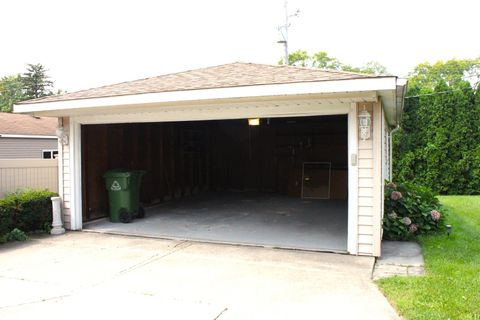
15 62 406 256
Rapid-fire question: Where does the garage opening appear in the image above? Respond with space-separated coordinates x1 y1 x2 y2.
82 115 348 252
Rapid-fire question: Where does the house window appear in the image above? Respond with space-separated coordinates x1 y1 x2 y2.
42 150 59 159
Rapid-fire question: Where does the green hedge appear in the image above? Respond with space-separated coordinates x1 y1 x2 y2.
392 59 480 195
0 189 57 241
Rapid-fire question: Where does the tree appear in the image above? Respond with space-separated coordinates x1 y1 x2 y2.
280 50 388 75
408 59 480 91
0 75 25 112
358 61 388 75
311 51 343 70
283 50 310 67
393 58 480 194
22 63 53 99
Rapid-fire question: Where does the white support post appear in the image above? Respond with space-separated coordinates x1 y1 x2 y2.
347 103 359 255
69 118 83 230
372 102 383 257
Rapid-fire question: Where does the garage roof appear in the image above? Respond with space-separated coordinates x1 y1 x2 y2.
18 62 377 104
14 62 407 127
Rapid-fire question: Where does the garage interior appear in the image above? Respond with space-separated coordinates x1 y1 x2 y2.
82 115 349 252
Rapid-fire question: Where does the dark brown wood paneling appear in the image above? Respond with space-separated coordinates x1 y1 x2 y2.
81 115 348 221
82 124 109 220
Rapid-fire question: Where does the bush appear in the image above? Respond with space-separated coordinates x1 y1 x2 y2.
383 181 446 240
0 228 29 244
6 228 28 241
0 189 57 241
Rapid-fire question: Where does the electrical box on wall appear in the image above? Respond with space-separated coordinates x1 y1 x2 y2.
351 154 357 166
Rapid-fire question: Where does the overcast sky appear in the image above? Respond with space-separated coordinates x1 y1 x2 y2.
1 0 479 92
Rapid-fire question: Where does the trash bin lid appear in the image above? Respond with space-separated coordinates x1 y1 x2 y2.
103 170 134 178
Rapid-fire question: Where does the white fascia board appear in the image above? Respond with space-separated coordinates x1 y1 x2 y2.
0 134 57 139
14 77 397 114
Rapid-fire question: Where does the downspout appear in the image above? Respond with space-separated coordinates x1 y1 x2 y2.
390 78 408 181
389 125 400 181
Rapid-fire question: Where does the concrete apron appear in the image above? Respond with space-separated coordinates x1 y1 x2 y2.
0 232 399 320
83 193 348 253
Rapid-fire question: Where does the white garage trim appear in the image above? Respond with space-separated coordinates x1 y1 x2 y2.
67 101 360 254
347 103 359 254
372 102 383 256
69 119 82 230
73 102 351 125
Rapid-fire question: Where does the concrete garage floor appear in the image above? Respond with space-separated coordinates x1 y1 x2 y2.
84 192 348 252
0 232 399 320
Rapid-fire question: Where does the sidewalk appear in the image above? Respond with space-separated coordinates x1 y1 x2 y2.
373 241 425 280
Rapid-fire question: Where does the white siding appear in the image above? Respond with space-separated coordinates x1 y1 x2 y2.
357 103 374 255
356 102 383 256
61 117 71 229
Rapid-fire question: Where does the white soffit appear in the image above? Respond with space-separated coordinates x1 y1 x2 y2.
29 92 378 118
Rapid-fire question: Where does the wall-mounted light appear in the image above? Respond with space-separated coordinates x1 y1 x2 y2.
56 127 69 146
358 105 372 141
248 118 260 126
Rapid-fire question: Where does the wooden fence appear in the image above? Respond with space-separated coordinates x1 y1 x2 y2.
0 159 58 198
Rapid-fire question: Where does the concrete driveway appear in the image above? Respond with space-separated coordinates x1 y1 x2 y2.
0 232 398 320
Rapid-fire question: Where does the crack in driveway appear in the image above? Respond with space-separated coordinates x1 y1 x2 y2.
117 240 192 276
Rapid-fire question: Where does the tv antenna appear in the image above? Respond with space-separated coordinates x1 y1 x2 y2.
277 0 299 65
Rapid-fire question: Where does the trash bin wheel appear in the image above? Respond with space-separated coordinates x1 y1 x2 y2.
137 206 145 219
119 208 132 223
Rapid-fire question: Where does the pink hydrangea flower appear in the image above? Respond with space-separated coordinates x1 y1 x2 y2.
386 182 397 189
388 211 397 219
403 217 412 226
431 210 441 221
409 224 418 233
391 191 403 201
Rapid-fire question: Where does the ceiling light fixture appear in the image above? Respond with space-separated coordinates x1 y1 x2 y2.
248 118 260 126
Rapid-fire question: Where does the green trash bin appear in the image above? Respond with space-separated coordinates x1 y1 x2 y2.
103 170 145 223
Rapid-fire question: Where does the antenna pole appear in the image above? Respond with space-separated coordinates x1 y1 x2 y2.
277 0 298 65
283 0 289 65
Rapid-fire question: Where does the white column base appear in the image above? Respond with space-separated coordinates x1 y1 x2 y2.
51 226 66 235
51 196 66 235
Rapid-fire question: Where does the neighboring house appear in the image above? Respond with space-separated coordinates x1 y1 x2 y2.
15 62 407 257
0 112 58 159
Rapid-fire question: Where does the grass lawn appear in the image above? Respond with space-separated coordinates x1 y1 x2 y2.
377 196 480 320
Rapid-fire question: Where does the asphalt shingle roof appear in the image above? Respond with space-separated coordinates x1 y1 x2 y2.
0 112 57 135
20 62 376 104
